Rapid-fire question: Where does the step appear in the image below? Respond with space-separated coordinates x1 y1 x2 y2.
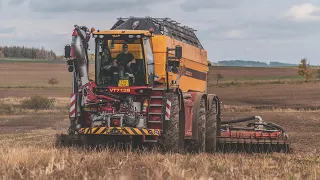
152 88 166 91
150 104 163 107
150 96 163 99
148 121 162 124
144 140 158 143
148 112 162 115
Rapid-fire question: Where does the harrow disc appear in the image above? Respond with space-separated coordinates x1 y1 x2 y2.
216 138 291 153
55 134 89 148
55 133 141 151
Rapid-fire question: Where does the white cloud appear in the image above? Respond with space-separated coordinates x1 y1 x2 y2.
180 0 243 12
286 3 320 21
224 30 245 39
208 29 246 41
8 0 27 6
28 0 171 13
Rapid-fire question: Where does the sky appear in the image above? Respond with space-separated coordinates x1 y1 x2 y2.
1 0 320 64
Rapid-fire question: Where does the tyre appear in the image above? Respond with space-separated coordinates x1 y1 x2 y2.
159 94 180 153
205 98 217 152
185 98 206 153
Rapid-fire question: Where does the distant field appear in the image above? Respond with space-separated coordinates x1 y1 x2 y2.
0 61 95 87
0 62 71 87
0 62 318 106
0 57 66 64
0 61 309 86
208 66 306 83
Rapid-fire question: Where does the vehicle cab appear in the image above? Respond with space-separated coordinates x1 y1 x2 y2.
92 29 155 90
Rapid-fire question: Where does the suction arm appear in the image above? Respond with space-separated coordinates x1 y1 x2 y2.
72 25 91 86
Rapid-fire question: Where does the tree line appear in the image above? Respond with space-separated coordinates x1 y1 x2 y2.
0 46 57 60
217 60 297 67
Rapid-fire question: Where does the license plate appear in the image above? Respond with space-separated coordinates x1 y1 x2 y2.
118 80 129 87
83 107 98 112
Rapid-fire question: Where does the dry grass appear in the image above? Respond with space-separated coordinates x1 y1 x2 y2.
0 96 69 115
0 142 319 180
0 110 319 179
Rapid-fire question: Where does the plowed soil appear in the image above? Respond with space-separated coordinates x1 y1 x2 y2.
0 62 319 179
208 66 299 79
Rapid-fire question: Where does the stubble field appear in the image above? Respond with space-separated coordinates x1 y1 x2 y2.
0 62 319 179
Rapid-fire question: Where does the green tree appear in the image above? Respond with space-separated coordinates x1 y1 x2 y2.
0 45 57 60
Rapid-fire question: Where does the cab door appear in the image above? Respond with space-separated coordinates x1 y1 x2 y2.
143 37 155 86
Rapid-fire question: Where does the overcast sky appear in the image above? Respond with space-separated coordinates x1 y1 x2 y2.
1 0 320 64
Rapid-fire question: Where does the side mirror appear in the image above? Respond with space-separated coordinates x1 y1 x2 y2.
68 66 74 72
64 44 71 58
166 46 182 74
175 45 182 59
171 66 178 74
168 60 180 68
110 40 115 49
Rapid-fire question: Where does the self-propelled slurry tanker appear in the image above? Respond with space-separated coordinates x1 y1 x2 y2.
56 17 290 153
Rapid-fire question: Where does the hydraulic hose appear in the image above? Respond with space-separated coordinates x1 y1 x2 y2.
221 116 261 125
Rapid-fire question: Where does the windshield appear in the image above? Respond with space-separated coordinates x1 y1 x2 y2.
95 36 147 87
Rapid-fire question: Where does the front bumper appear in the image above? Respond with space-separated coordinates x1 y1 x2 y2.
79 127 161 136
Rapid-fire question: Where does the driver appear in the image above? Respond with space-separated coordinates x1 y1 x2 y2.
114 44 136 73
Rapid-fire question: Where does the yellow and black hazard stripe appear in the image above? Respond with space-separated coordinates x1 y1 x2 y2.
79 127 161 136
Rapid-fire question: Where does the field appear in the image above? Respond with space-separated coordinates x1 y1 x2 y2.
0 62 319 179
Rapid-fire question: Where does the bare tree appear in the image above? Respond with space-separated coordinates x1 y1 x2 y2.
48 77 59 87
216 72 224 84
298 58 313 82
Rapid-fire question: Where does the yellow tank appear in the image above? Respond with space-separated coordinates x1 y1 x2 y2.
151 35 208 93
